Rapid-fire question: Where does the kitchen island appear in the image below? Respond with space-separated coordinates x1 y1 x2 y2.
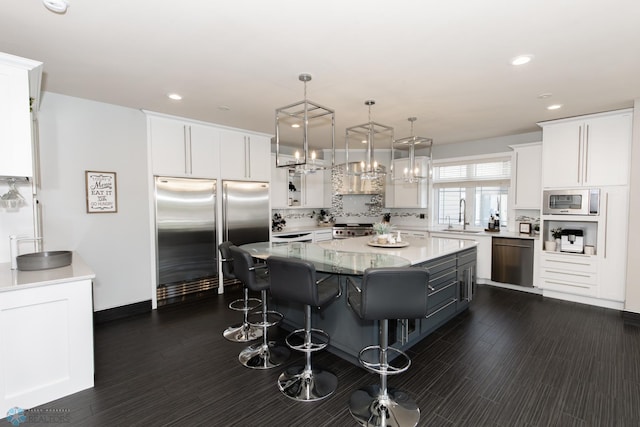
242 235 477 365
0 254 95 414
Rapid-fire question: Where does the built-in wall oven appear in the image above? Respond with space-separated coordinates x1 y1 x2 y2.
543 188 600 215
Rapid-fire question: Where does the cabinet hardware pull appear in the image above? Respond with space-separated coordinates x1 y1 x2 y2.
426 298 457 318
577 126 582 184
183 125 189 174
545 269 591 278
427 281 456 296
584 124 589 183
546 280 590 289
546 259 590 267
604 191 609 258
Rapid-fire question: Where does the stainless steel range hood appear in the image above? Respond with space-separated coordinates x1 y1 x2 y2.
333 162 386 195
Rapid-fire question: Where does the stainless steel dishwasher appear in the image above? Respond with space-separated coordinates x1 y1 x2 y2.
491 237 534 287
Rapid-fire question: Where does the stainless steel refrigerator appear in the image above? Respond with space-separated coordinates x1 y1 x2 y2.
155 176 217 305
221 180 270 246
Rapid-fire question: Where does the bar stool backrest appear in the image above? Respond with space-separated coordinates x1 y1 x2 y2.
228 246 268 292
219 241 236 280
360 267 429 320
267 256 319 307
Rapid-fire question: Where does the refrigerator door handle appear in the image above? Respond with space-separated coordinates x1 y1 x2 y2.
222 182 229 241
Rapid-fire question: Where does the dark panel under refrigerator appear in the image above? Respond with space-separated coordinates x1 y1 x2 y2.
155 177 217 305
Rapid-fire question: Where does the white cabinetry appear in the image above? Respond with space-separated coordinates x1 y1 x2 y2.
539 109 632 188
313 229 333 242
148 115 220 178
270 154 326 208
510 142 542 209
219 130 270 181
0 53 42 177
0 276 94 414
598 186 629 302
539 252 598 298
390 157 429 208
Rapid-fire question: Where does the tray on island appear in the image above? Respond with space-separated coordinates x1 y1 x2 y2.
366 241 410 248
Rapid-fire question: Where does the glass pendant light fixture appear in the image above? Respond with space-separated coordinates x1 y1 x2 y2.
392 117 432 183
345 100 393 180
275 74 335 175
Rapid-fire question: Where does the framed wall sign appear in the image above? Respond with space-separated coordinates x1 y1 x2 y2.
519 222 532 234
85 171 117 213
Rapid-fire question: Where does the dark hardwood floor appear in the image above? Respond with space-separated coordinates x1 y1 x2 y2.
22 284 640 426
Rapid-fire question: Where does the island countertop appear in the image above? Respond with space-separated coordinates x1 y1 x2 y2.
0 252 95 292
317 235 478 265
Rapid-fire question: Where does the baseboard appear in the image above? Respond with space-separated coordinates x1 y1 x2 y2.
622 311 640 327
94 300 152 324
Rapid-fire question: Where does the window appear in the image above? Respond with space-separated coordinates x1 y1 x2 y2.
433 156 511 228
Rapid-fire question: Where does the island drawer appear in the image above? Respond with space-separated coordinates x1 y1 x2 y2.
428 270 457 292
458 248 477 266
427 279 457 311
420 256 457 276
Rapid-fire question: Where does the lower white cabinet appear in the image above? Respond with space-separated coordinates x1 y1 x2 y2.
0 278 94 414
539 252 598 298
397 229 428 238
597 186 629 302
313 229 333 242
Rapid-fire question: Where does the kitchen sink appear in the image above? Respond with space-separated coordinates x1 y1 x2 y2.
17 251 72 271
437 229 482 234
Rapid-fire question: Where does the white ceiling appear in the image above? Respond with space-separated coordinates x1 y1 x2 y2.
2 0 639 150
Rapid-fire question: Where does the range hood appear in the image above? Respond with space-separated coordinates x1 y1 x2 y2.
333 162 386 195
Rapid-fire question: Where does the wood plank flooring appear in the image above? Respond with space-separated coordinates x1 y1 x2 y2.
20 284 640 426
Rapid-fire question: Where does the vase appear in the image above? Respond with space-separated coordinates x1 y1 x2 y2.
545 240 556 251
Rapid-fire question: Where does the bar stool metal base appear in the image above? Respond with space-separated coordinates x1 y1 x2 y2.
278 365 338 402
349 384 420 427
239 341 290 370
223 323 262 343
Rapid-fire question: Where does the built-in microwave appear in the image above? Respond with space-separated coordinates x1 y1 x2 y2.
543 188 600 215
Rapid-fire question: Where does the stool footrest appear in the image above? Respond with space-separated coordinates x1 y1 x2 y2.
285 328 330 353
358 345 411 375
247 310 283 328
228 297 261 312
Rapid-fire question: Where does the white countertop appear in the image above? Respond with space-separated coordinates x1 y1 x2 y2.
317 235 477 265
0 252 95 292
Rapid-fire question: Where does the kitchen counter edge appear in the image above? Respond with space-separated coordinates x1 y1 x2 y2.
0 252 96 292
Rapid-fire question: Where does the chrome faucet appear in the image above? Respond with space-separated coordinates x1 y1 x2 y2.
9 235 43 270
459 198 469 230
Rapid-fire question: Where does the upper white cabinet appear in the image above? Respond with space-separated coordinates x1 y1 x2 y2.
271 154 326 208
510 142 542 209
148 115 220 178
390 157 429 208
0 53 42 178
219 130 270 181
539 109 632 188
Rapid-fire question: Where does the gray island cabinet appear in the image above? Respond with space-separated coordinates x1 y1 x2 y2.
249 236 477 366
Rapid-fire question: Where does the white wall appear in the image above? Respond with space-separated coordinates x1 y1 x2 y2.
38 92 152 311
625 99 640 314
432 131 541 159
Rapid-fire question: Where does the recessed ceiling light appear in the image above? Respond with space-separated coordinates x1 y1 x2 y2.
511 55 533 66
218 105 231 111
43 0 69 13
547 104 563 110
291 124 300 128
167 93 182 101
537 93 553 99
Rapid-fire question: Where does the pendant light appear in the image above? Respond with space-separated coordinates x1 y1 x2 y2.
345 100 393 180
392 117 432 183
275 74 335 175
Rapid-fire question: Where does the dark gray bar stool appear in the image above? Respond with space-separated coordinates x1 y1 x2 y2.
219 241 262 342
267 256 340 402
347 267 429 427
229 245 289 369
